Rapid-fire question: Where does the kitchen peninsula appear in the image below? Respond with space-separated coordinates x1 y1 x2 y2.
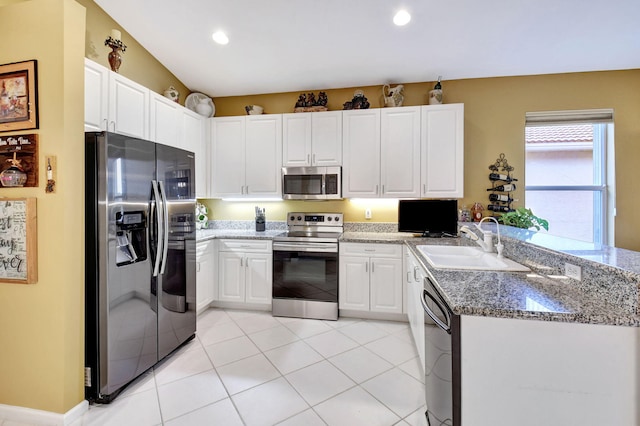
197 220 640 426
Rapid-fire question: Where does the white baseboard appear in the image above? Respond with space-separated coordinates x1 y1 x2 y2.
0 400 88 426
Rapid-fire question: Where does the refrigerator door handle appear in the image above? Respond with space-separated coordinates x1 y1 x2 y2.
151 180 164 277
158 180 170 275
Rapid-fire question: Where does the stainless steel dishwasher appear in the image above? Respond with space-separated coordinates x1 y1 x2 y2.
421 272 461 426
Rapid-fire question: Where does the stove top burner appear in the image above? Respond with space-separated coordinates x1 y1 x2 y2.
274 212 344 243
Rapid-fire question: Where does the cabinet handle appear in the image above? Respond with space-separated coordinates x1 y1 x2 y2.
196 262 201 272
307 154 310 164
240 258 243 267
245 257 249 268
245 185 249 194
382 185 385 195
423 184 426 194
364 248 375 252
110 121 115 131
375 185 379 195
365 262 368 273
413 266 419 281
312 154 316 164
371 262 375 273
102 118 108 129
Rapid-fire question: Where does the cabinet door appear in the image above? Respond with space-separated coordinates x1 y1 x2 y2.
149 92 180 146
84 59 109 132
421 104 464 198
211 116 246 197
282 113 312 167
181 110 207 197
218 251 245 302
311 111 342 166
108 72 150 139
380 107 421 198
245 114 282 196
196 240 216 314
338 256 370 311
370 257 403 314
342 109 381 197
245 253 272 305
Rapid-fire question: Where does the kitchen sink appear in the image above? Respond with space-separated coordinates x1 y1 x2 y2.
417 245 530 272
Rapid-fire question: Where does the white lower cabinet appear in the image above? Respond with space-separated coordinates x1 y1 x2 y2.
339 243 403 314
196 240 216 314
217 239 272 306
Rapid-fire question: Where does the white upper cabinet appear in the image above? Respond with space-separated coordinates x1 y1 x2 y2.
245 115 283 196
342 109 381 197
282 111 342 167
380 106 421 198
108 72 150 139
421 103 464 198
343 107 420 198
84 58 150 139
149 91 180 146
210 115 282 198
180 108 207 197
84 58 109 132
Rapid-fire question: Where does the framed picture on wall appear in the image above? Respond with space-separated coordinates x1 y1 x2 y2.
0 60 38 132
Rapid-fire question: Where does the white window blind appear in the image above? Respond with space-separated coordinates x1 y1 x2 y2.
525 109 614 126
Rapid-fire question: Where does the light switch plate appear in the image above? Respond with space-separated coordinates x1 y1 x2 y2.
565 262 582 280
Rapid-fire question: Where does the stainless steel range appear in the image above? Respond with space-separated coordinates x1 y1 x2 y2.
272 212 343 320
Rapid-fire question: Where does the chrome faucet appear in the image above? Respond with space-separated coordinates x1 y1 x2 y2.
459 216 504 257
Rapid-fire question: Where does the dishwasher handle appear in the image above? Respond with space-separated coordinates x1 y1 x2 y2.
421 282 451 334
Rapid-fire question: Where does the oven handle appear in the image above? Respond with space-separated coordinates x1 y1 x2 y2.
421 282 451 334
273 242 338 253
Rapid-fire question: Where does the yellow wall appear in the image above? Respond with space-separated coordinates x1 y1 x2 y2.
76 0 191 105
209 70 640 251
0 0 85 413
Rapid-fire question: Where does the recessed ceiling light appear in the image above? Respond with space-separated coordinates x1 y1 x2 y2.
212 31 229 45
393 10 411 26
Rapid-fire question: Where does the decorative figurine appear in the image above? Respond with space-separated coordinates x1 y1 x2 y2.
295 94 307 108
429 76 443 105
343 90 370 110
382 84 404 107
306 92 316 107
317 92 328 107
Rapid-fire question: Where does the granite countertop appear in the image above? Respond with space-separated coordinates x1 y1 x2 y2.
197 229 285 242
404 240 639 327
197 225 640 327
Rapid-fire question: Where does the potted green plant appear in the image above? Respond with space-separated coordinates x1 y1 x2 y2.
498 207 549 231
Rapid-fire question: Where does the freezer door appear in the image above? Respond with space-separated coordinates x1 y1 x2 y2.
156 143 197 360
85 132 159 401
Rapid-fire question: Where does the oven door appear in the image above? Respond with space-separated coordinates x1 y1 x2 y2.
272 242 338 303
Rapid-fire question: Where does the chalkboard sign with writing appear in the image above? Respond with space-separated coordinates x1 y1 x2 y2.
0 198 37 284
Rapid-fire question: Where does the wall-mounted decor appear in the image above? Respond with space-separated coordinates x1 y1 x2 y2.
0 133 38 187
0 60 38 132
0 197 37 284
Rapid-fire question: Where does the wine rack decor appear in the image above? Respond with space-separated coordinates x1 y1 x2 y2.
486 153 517 215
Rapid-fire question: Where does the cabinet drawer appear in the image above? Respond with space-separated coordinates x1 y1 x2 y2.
196 240 215 257
219 239 272 253
339 243 402 258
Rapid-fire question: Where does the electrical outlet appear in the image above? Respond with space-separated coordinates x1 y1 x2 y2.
565 263 582 281
365 209 372 219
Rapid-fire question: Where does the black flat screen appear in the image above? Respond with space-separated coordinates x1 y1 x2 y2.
398 199 458 237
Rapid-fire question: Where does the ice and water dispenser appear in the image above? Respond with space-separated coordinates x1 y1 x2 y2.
115 211 147 266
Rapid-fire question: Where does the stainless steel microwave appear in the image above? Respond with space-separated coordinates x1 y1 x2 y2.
282 166 342 200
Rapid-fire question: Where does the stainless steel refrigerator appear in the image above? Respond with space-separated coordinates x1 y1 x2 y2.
85 131 196 403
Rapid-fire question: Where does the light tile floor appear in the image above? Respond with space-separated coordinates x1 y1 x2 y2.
73 308 428 426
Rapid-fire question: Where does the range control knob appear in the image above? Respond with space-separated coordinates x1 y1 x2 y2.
297 216 302 221
290 215 295 221
327 216 332 221
334 216 340 222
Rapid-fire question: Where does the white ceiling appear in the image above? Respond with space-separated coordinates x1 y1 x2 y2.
94 0 640 98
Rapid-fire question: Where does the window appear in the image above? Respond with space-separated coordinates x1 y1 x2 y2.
524 110 615 245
